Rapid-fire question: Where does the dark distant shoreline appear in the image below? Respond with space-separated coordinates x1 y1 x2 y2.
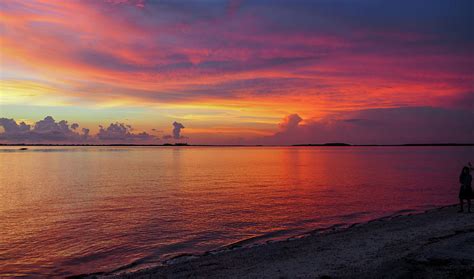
293 143 474 147
0 143 473 147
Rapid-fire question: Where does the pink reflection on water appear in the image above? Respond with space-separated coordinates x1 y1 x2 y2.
0 146 472 276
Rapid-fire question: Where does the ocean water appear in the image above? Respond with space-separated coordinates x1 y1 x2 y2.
0 146 472 277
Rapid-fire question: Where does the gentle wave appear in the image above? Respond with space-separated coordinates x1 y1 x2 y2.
102 205 449 277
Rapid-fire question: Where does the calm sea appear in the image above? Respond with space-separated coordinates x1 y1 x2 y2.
0 146 472 277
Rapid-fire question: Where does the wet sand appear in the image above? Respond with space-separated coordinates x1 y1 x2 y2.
95 205 474 278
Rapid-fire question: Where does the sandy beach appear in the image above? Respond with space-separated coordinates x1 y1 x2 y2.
88 205 474 279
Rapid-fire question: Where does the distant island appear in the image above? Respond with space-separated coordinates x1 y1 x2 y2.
163 143 189 146
293 142 351 146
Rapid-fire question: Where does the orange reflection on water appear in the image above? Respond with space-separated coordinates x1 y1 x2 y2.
0 146 472 277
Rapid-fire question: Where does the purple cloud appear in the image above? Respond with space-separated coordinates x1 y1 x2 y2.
261 107 474 145
97 122 156 143
0 116 86 142
172 121 185 139
0 118 31 134
279 114 302 131
162 121 186 141
0 117 159 144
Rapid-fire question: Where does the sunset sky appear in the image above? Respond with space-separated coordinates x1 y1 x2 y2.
0 0 473 144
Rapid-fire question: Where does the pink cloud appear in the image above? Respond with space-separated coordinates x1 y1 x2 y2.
261 107 474 145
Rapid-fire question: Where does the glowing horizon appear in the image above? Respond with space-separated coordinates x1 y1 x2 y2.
1 0 473 144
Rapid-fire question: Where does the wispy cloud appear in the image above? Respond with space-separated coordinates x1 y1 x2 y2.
1 1 472 143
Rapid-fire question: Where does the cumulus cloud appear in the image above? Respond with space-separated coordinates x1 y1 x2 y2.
97 122 156 142
162 121 186 141
0 116 159 144
0 116 86 142
0 118 31 134
261 107 474 145
172 121 185 139
32 116 82 141
82 128 90 139
279 114 302 131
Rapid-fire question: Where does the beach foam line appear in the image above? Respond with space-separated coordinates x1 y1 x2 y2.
80 203 462 278
112 203 474 278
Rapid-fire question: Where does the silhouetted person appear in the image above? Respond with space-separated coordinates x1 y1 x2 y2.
458 163 472 213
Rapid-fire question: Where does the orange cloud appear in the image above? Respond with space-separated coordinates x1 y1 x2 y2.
1 0 472 143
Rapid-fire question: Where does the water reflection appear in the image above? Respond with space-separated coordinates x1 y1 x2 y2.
0 146 472 277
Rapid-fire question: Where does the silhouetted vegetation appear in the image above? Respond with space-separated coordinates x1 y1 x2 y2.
293 143 351 146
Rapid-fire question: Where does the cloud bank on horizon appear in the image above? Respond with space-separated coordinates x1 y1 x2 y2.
0 0 473 144
0 116 187 144
262 107 474 145
1 108 472 145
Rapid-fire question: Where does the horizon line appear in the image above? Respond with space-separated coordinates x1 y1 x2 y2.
1 143 473 147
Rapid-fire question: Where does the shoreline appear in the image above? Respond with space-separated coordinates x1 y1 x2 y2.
83 204 474 278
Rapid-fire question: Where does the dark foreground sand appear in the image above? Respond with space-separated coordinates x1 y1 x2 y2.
96 205 474 279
